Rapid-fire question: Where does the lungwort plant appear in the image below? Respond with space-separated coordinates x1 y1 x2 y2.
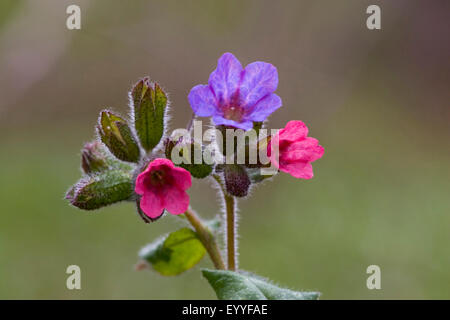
66 53 324 300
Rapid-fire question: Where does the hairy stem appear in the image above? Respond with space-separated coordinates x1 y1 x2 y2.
213 174 237 271
224 193 236 271
184 208 226 270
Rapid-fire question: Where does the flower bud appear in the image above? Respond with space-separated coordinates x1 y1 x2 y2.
131 78 168 152
224 164 251 197
97 110 141 163
67 169 133 210
81 141 108 174
164 137 213 179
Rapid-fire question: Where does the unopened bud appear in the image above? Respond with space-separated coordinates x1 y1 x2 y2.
224 164 251 197
67 169 133 210
164 137 213 179
131 78 168 152
81 141 108 174
97 110 140 163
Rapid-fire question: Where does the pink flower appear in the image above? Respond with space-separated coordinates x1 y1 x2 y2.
268 121 324 179
135 158 192 219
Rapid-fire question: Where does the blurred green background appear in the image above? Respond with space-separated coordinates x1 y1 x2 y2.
0 0 449 299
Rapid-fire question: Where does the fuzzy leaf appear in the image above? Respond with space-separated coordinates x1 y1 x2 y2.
97 110 140 163
139 228 206 276
132 78 168 152
67 169 133 210
202 269 320 300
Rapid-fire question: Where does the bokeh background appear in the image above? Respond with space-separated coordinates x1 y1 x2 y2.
0 0 449 299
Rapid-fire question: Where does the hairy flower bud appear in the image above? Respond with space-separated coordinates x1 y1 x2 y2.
67 169 134 210
224 164 251 197
164 138 213 179
81 141 109 174
131 77 168 152
97 110 141 163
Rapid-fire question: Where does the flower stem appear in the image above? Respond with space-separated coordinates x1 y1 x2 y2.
224 193 236 271
213 174 237 271
184 208 226 270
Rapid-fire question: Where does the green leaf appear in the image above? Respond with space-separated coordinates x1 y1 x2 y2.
97 110 140 163
139 228 206 276
202 269 320 300
67 169 133 210
132 78 168 152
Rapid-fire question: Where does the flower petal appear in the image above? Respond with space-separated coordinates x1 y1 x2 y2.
281 138 324 163
239 61 278 108
188 84 217 117
148 158 174 170
279 120 309 142
163 187 190 215
212 115 253 130
134 172 146 195
171 166 192 190
135 158 174 195
208 52 243 105
245 93 282 122
140 192 164 219
280 161 314 179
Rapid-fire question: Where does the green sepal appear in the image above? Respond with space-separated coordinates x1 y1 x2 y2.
138 228 206 276
202 269 320 300
81 140 135 174
131 77 168 152
253 121 263 132
246 167 276 184
81 141 109 174
165 138 213 179
97 110 140 163
66 169 133 210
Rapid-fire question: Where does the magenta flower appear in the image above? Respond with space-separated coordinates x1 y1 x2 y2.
268 121 324 179
135 158 192 219
188 52 282 130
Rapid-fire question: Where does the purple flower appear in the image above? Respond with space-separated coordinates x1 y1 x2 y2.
188 52 282 130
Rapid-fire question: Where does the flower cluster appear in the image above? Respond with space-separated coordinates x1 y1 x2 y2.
66 52 323 220
65 53 324 299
